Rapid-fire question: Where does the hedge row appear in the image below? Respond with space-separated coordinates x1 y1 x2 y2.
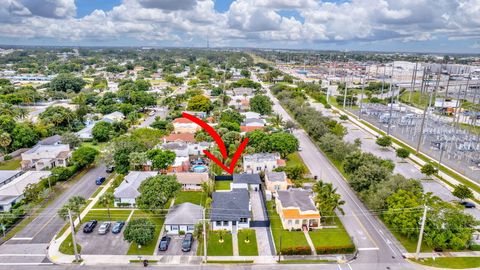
315 245 355 254
280 246 312 255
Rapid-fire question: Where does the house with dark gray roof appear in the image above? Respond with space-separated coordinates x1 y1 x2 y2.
210 189 251 231
231 173 261 191
164 202 203 234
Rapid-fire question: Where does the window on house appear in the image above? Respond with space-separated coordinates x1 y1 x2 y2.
275 185 280 190
216 221 221 226
223 221 229 226
295 220 300 225
288 220 292 225
172 225 179 231
187 225 195 231
256 167 261 171
240 218 248 223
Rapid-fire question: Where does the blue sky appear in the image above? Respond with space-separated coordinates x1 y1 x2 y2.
0 0 479 53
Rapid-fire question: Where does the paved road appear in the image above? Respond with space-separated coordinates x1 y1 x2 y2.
266 88 410 268
137 106 169 128
0 164 108 264
309 98 480 220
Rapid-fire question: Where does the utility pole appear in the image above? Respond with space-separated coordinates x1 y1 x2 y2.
409 62 418 103
359 75 366 119
203 208 207 262
381 64 386 97
416 68 430 153
68 209 81 262
415 205 428 260
387 63 395 135
343 75 348 108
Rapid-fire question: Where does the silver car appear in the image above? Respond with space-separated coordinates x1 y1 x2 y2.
98 222 111 234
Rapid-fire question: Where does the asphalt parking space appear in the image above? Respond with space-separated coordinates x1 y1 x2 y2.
75 222 130 255
157 235 198 255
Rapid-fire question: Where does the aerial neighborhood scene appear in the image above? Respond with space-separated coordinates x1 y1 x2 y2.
0 1 480 270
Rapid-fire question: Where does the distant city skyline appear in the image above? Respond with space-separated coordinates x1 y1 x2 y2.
0 0 479 54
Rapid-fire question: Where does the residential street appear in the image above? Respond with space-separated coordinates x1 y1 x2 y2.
266 88 410 268
0 164 108 264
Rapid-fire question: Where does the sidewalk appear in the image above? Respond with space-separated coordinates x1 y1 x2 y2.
404 251 480 259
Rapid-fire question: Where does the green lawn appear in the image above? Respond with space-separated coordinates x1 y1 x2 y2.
174 191 206 206
81 141 107 152
126 210 165 255
59 234 82 255
266 201 309 254
412 257 480 269
0 158 21 170
82 209 132 222
92 186 116 208
208 230 233 256
380 216 429 253
286 152 310 173
399 91 430 109
238 229 258 256
308 217 354 253
214 181 231 191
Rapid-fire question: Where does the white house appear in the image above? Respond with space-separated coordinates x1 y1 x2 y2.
0 171 51 212
241 111 261 119
160 141 210 157
21 144 71 171
76 123 95 140
231 174 261 191
113 171 158 207
210 189 251 231
102 111 124 123
243 153 283 173
164 203 203 234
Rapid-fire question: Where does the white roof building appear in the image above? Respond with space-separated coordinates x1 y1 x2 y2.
0 171 51 212
113 171 158 206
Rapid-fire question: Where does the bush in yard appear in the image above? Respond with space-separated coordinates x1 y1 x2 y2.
315 245 355 254
324 104 331 109
179 230 185 235
339 115 348 120
280 246 312 255
71 146 99 169
396 148 410 159
51 166 77 182
117 202 131 208
123 218 155 246
3 154 12 160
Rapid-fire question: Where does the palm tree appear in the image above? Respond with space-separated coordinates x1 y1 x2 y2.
235 99 241 110
0 132 11 153
313 181 345 224
99 192 115 221
270 113 283 128
16 107 28 119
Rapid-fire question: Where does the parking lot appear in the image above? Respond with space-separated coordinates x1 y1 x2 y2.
76 222 130 255
157 235 198 255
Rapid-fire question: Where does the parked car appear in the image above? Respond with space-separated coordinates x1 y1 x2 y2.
460 201 476 208
95 176 106 185
158 236 171 251
98 222 111 234
83 220 98 233
106 166 115 173
111 221 125 234
181 233 193 252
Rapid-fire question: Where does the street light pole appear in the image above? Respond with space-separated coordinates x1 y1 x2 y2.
203 208 207 263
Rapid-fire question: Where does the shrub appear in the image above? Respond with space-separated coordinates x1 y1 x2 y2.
339 115 348 120
179 230 186 235
3 154 12 161
315 245 355 254
324 104 331 109
396 148 410 159
116 202 131 208
470 244 480 251
280 246 312 255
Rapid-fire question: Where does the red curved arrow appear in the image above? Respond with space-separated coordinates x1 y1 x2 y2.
182 112 248 174
182 112 228 159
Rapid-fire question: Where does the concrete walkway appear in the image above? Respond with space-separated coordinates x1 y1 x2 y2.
232 227 239 256
303 230 317 255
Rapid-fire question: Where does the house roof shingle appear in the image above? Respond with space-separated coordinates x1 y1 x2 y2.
233 173 261 185
210 189 250 221
277 189 317 212
266 171 287 182
165 202 203 225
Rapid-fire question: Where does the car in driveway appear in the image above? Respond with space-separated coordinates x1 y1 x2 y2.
95 176 106 185
460 201 476 208
98 222 111 234
111 221 125 234
83 220 98 233
181 233 193 252
158 236 171 251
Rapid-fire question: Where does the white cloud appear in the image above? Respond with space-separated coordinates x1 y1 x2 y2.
0 0 478 48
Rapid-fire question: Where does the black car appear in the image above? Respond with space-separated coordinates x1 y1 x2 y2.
460 201 476 208
83 220 98 233
111 221 125 234
95 177 106 185
158 236 171 251
181 233 193 252
106 166 115 173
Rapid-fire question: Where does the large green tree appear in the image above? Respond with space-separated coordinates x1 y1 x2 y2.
146 149 176 170
71 146 99 168
123 218 156 246
92 121 113 142
136 175 181 211
50 73 86 93
250 95 272 115
187 95 212 112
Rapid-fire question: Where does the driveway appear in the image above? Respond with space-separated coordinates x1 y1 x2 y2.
157 235 197 256
75 223 130 255
249 190 274 256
